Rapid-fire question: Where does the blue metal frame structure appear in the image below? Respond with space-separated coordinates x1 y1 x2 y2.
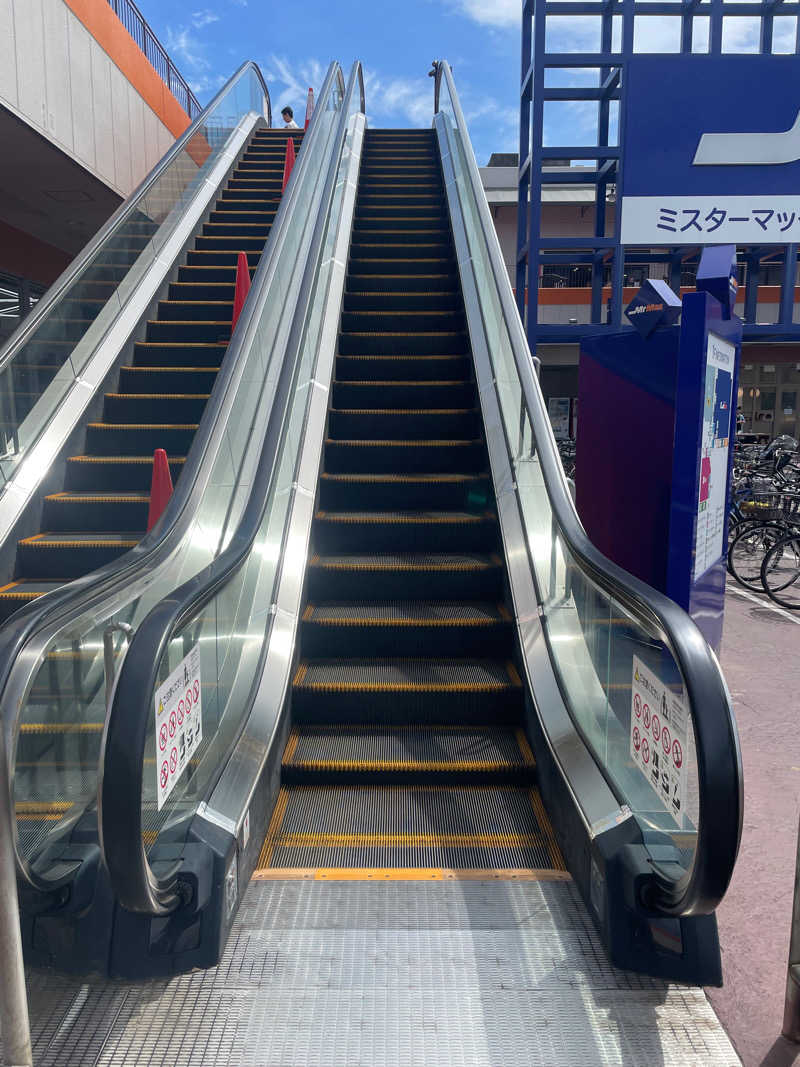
516 0 800 348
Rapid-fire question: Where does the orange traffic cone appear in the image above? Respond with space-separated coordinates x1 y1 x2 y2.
282 136 296 193
147 449 174 532
304 87 314 130
232 251 251 329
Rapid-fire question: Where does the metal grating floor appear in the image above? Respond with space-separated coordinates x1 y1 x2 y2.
20 878 741 1066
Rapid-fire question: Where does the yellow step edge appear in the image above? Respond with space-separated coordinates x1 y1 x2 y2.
252 868 573 882
309 553 501 571
284 758 525 772
271 832 547 847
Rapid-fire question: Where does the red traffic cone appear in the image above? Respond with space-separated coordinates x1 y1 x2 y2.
282 135 296 193
304 87 314 130
147 449 174 532
232 251 251 329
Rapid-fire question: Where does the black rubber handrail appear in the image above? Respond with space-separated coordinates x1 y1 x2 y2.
434 58 742 918
0 60 345 892
100 62 365 915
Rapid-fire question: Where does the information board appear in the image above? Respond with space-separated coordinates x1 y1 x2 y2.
694 332 735 579
628 656 689 824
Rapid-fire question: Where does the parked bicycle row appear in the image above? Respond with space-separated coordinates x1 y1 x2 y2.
728 435 800 609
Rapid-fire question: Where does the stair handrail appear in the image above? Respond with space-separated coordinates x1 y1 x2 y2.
433 58 742 917
0 61 345 894
99 61 365 915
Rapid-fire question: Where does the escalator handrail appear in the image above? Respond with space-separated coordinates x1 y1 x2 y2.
100 62 365 916
0 61 345 891
0 61 270 376
434 59 742 917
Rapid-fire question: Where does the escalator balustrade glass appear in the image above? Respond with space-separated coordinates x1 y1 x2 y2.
434 61 740 912
0 66 268 489
4 64 347 891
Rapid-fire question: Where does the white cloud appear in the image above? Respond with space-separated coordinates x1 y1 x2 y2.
451 0 519 29
365 72 433 126
164 27 210 73
262 54 326 111
191 9 220 29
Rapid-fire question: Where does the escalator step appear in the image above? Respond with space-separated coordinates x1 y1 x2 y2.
306 552 504 601
293 658 521 726
301 601 512 657
119 366 219 392
341 311 464 332
156 300 234 321
338 332 468 355
281 725 534 785
319 471 490 510
323 439 486 475
17 533 139 579
328 409 480 440
65 455 185 491
145 319 231 343
0 580 64 624
346 272 458 292
343 292 461 312
133 341 226 366
43 492 149 531
102 394 209 422
331 381 474 408
258 784 562 869
348 258 454 276
85 423 198 453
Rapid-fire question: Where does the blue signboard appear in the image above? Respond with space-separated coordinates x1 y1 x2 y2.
621 55 800 245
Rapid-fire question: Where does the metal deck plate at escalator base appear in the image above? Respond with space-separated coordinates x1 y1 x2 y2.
22 878 740 1066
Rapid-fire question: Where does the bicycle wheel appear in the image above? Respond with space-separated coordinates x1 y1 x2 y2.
727 522 788 591
761 533 800 609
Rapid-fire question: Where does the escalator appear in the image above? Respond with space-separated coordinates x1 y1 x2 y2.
2 58 740 997
0 128 302 624
258 128 565 874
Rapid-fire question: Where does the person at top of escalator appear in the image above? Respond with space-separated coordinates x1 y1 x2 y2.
281 106 300 129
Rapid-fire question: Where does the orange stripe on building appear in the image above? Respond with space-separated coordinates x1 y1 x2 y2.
63 0 192 142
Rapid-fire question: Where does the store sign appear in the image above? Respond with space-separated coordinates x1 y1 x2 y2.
621 55 800 244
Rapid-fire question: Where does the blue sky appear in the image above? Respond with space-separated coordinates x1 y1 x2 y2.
136 0 521 165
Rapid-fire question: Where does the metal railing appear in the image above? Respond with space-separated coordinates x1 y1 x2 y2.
105 0 201 118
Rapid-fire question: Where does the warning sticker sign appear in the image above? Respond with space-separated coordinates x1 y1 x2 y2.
154 645 203 811
628 655 688 823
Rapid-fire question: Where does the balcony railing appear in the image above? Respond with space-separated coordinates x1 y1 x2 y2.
105 0 201 118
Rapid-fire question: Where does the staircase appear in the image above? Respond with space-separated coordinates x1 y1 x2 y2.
257 129 565 874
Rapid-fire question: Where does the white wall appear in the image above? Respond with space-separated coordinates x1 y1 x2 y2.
0 0 176 198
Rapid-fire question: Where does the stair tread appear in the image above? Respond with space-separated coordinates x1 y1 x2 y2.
294 658 522 691
283 726 533 769
320 473 486 483
19 532 141 545
315 510 494 523
309 552 502 571
304 602 509 625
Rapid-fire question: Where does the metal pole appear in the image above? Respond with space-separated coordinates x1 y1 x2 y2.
782 806 800 1042
0 731 32 1066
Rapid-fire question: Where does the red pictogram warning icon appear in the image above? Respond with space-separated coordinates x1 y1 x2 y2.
169 711 177 737
672 739 683 768
643 704 651 730
661 725 671 754
651 714 661 741
633 726 641 751
193 679 200 701
186 688 193 711
634 694 642 719
169 747 178 774
642 738 650 764
159 724 168 751
160 761 169 789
